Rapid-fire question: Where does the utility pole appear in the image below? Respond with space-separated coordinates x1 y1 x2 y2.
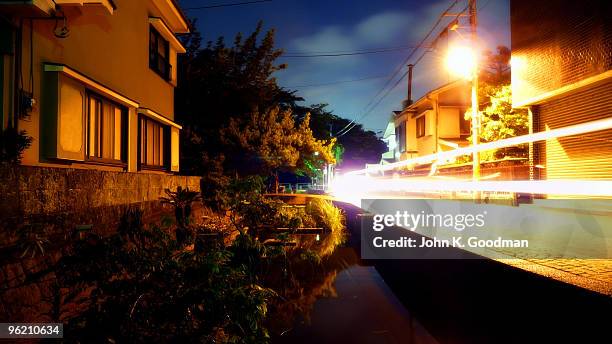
407 64 414 105
469 0 480 201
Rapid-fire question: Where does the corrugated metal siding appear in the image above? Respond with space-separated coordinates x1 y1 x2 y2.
537 80 612 180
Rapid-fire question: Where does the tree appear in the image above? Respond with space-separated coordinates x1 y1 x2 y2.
292 104 386 169
465 85 529 160
176 21 302 175
480 45 511 85
220 107 335 188
462 46 528 161
176 22 377 181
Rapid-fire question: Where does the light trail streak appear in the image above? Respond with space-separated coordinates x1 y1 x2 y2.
347 117 612 175
329 176 612 206
331 117 612 203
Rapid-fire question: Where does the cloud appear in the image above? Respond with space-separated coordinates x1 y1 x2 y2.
291 26 358 53
355 12 413 45
289 10 415 54
282 10 418 84
277 0 510 131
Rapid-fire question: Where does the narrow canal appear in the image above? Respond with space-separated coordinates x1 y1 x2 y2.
272 202 612 344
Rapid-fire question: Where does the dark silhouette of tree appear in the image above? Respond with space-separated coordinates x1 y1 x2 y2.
480 45 511 85
176 21 306 176
176 21 382 179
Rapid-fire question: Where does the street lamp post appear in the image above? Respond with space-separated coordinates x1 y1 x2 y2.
469 0 480 201
444 0 480 200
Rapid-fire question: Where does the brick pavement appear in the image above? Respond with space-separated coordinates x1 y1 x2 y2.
497 258 612 296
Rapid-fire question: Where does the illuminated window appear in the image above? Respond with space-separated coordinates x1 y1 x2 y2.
87 93 126 163
149 26 170 80
416 115 426 138
139 116 168 169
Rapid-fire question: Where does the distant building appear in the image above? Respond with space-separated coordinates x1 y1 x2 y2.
393 80 471 164
379 111 399 164
511 0 612 180
0 0 189 173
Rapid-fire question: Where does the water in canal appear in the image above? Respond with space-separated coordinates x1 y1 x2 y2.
266 202 438 343
272 247 439 344
270 203 612 344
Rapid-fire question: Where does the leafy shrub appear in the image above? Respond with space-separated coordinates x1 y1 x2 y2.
305 199 346 257
0 127 32 164
160 186 201 227
202 175 265 213
56 221 273 343
51 182 347 343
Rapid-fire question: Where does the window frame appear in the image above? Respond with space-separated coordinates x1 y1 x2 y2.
149 26 171 81
138 115 170 171
85 91 128 166
416 115 426 138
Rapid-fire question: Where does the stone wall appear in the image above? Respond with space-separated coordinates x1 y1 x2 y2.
0 165 201 227
0 165 202 323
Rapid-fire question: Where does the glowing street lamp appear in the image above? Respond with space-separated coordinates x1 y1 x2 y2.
445 46 477 80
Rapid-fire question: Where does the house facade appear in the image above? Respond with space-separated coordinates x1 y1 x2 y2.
394 80 471 164
510 0 612 180
379 112 399 164
0 0 189 173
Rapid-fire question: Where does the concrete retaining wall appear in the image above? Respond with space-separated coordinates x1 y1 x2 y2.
0 165 201 323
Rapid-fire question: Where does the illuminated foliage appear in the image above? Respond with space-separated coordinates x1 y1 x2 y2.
465 85 529 159
462 46 528 161
221 107 335 177
293 103 386 169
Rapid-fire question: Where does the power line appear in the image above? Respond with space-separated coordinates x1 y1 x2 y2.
283 44 416 55
334 0 461 136
183 0 272 10
338 3 470 137
334 0 462 137
336 70 409 137
337 44 437 137
285 74 390 88
282 46 419 58
337 1 470 137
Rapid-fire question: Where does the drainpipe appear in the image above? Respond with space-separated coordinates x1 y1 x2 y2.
12 18 22 129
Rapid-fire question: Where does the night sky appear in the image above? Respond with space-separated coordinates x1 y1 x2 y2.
177 0 510 134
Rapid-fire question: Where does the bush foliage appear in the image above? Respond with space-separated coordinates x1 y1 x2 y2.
55 184 346 343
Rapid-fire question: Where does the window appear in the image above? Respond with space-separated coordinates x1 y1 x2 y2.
149 26 170 80
397 121 406 152
139 116 168 169
460 112 471 135
416 115 426 138
87 93 126 163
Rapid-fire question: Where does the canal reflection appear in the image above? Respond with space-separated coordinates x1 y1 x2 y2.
267 245 439 344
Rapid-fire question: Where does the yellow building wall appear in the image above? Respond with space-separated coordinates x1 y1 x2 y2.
438 107 461 139
416 110 436 156
406 115 417 153
16 0 179 171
